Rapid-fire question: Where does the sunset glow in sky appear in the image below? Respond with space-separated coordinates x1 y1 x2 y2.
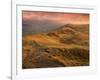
22 11 89 24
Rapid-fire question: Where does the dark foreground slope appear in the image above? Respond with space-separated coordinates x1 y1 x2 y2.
22 24 89 69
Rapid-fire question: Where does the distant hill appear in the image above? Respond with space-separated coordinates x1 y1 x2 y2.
22 24 89 69
22 19 62 35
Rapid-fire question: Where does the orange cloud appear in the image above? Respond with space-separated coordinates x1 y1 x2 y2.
22 11 89 24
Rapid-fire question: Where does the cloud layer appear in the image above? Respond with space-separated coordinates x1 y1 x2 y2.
22 11 89 24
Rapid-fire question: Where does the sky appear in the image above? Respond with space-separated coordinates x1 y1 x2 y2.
22 11 89 34
22 11 89 24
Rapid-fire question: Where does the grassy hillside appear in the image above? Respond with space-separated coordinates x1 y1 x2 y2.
22 24 89 69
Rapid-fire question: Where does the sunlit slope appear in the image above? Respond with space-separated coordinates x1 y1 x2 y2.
22 24 89 68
